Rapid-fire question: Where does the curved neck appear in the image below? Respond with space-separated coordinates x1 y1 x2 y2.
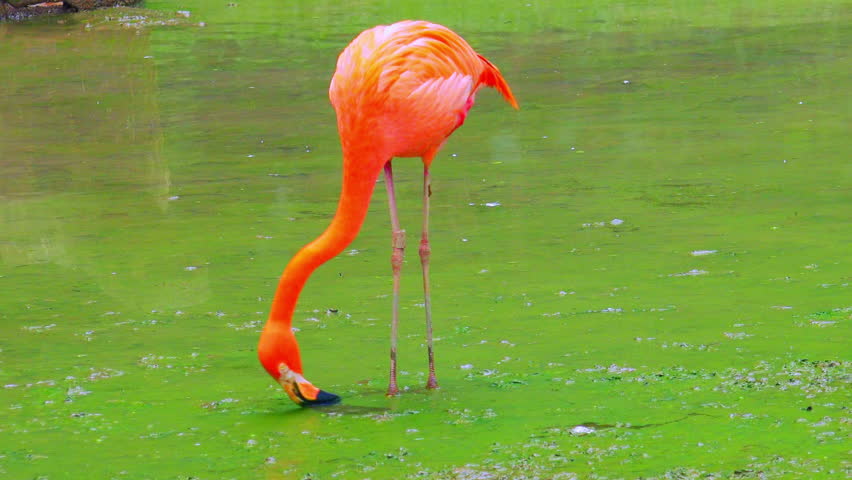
269 152 386 327
259 143 387 378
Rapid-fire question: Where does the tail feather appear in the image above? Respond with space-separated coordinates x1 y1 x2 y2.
477 54 519 109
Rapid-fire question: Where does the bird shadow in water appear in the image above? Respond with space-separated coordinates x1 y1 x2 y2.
313 403 392 416
264 384 444 417
268 401 391 418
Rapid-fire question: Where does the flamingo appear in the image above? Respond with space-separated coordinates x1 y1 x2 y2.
258 20 518 406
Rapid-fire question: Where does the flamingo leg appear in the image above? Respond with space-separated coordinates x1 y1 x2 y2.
383 162 404 396
421 166 439 389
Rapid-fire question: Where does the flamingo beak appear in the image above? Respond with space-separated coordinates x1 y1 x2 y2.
277 365 341 407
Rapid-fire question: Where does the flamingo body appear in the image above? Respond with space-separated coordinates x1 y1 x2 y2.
258 20 517 406
330 21 517 163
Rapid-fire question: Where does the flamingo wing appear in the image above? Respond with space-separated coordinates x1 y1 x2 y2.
329 21 516 160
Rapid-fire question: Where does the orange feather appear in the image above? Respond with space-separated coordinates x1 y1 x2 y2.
258 20 517 406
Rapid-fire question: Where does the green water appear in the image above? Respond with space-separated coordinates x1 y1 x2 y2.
1 1 849 478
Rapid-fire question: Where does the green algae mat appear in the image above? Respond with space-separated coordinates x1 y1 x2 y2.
1 1 849 478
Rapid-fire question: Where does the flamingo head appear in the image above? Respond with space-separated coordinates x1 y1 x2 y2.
274 364 341 407
258 327 340 407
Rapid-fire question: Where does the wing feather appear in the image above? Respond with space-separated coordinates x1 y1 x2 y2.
329 20 516 158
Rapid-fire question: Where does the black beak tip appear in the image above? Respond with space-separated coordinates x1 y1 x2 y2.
303 389 341 407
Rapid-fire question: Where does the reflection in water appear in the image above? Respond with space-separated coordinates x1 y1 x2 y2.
0 22 211 309
0 24 168 202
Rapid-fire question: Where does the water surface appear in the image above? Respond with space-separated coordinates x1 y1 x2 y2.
1 1 849 478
